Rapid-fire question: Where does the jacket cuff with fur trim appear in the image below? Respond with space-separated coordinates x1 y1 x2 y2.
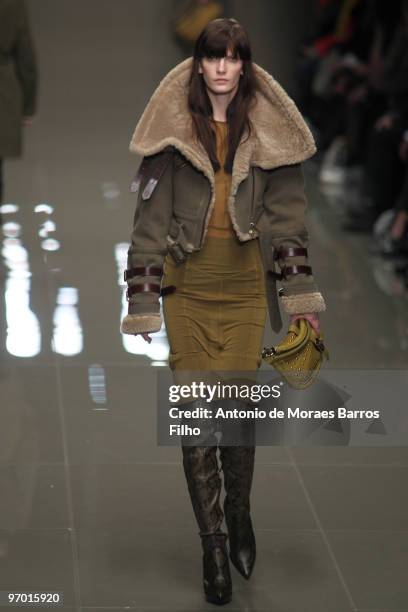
121 313 162 334
263 163 327 316
274 255 327 316
280 290 326 314
273 249 327 315
120 149 173 336
275 259 327 315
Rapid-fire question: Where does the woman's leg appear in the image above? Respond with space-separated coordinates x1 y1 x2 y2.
212 238 265 581
219 425 256 580
162 237 266 599
162 253 232 603
181 437 224 538
181 406 232 605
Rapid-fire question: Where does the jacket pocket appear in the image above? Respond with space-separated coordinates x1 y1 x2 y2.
166 218 195 264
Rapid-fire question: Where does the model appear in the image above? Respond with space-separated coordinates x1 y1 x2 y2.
121 18 326 606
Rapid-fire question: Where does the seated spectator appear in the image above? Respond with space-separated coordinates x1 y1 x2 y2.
343 3 408 230
316 0 400 180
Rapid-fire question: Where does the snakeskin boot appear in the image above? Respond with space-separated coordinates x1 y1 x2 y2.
182 444 232 605
181 399 232 606
219 443 256 580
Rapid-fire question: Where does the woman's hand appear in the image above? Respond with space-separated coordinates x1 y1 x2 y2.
289 312 320 335
134 332 152 343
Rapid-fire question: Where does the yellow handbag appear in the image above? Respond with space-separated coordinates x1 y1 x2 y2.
173 0 223 45
261 318 329 390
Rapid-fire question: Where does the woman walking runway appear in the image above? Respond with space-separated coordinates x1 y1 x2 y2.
121 18 326 605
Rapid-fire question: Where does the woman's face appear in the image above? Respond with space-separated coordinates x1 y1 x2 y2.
198 48 243 97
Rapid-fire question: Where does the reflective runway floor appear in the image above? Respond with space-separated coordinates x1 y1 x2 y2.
1 1 408 610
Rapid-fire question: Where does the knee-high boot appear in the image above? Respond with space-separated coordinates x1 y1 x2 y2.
219 443 256 580
181 401 232 605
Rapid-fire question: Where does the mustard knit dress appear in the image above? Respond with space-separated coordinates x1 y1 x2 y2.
162 120 267 379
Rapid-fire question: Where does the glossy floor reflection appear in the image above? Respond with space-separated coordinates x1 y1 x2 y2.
1 1 408 611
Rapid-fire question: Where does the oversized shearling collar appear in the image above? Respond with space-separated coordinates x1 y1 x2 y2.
129 56 316 241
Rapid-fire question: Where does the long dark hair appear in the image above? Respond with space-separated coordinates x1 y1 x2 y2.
188 18 259 173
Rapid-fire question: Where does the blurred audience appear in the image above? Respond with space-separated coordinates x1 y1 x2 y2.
295 0 408 291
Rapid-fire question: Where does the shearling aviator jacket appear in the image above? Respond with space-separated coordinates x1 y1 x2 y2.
120 57 326 336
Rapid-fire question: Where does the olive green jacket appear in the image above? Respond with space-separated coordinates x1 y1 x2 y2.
121 57 326 336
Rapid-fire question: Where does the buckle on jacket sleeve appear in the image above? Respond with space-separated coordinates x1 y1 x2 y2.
281 265 312 279
268 264 312 281
273 247 308 261
124 266 163 282
126 283 161 301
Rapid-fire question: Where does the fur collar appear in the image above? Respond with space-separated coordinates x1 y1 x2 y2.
129 57 316 241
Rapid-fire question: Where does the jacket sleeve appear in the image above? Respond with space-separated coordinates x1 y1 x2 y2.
262 163 327 315
120 149 174 335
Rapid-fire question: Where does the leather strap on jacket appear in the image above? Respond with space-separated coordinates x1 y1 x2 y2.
124 266 163 282
268 265 312 281
126 283 176 301
130 158 150 193
127 284 160 301
130 146 173 199
161 285 176 297
273 247 308 261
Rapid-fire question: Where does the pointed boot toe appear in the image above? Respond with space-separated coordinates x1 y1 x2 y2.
227 510 256 580
230 542 256 580
219 442 257 581
181 440 231 605
202 533 232 605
